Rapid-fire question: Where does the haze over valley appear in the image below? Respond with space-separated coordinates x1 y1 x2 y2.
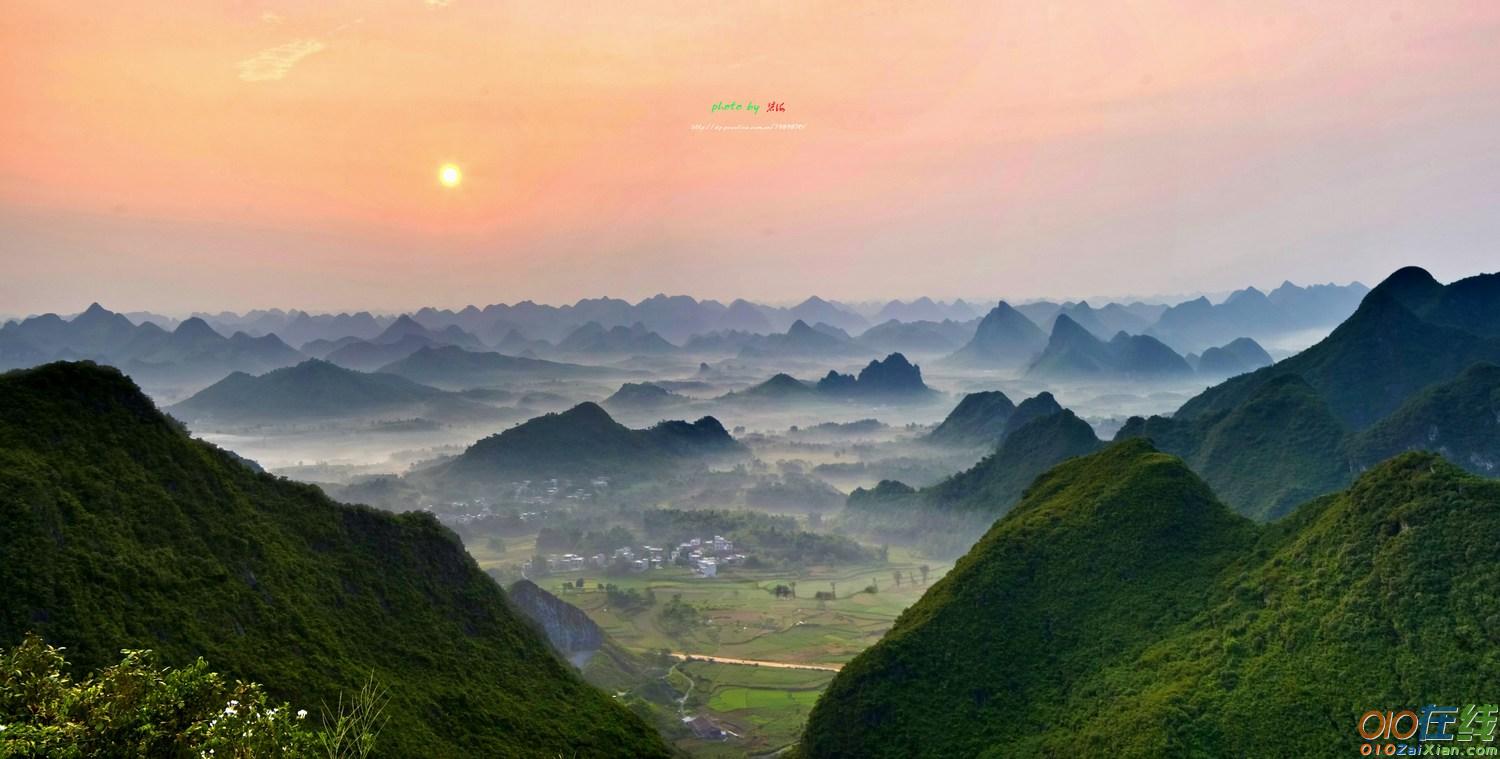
12 268 1500 756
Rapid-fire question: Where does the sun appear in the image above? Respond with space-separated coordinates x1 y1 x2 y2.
438 163 462 188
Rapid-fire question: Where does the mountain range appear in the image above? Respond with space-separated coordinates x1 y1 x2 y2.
555 321 677 357
1147 280 1371 352
737 319 872 360
1118 268 1500 519
0 305 303 384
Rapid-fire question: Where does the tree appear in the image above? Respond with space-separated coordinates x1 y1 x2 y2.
892 570 903 587
829 581 837 599
919 564 930 584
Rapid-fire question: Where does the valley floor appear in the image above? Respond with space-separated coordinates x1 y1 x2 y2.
470 540 948 757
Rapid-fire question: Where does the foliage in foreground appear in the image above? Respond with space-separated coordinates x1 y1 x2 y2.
0 634 385 758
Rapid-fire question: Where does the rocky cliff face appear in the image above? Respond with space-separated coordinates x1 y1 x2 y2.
508 580 605 667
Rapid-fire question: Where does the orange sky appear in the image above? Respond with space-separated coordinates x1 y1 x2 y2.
3 1 1499 314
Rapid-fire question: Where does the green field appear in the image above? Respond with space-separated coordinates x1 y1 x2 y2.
469 539 949 755
679 661 835 756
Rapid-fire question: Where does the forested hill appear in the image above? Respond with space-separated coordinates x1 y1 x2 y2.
0 361 669 758
801 440 1500 757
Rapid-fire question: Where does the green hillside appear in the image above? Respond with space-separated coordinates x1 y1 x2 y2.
924 410 1102 514
1177 269 1500 430
1117 374 1350 520
800 441 1500 757
1118 269 1500 519
925 390 1015 447
1348 362 1500 475
0 362 668 758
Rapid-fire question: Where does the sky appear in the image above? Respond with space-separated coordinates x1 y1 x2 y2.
3 1 1499 314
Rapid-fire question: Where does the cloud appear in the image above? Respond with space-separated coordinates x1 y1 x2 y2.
237 38 327 82
425 0 452 7
260 11 284 24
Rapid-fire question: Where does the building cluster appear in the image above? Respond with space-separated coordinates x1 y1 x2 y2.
672 535 747 578
523 535 747 578
505 477 608 506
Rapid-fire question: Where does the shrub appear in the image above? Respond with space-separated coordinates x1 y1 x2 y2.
0 634 384 759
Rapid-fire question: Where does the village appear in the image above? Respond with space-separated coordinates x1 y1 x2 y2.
523 534 749 580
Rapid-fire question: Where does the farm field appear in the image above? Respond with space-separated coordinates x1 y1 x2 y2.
469 539 950 756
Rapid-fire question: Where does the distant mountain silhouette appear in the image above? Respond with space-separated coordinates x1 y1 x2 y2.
724 373 820 403
556 321 676 356
1148 281 1368 352
432 402 745 483
816 353 932 399
1025 315 1192 380
317 315 487 371
0 305 304 383
717 298 776 334
1194 337 1273 378
168 359 500 425
785 296 869 333
376 345 610 389
603 382 688 410
857 318 975 356
298 335 363 359
873 297 979 323
324 333 436 371
941 302 1048 368
682 329 763 355
738 319 867 359
491 328 553 356
375 314 486 351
